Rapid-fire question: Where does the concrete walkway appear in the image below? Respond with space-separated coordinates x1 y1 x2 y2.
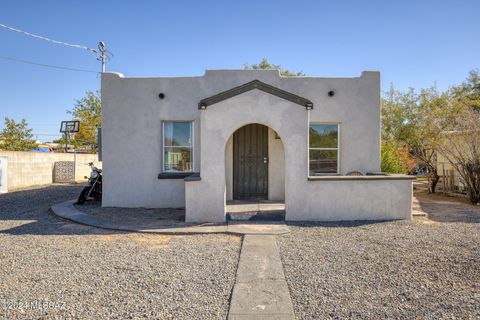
51 200 290 235
228 221 290 235
228 235 295 319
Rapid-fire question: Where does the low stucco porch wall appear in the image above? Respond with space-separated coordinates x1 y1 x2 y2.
185 176 413 222
287 176 413 221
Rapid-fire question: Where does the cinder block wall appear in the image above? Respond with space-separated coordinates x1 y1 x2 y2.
0 151 101 191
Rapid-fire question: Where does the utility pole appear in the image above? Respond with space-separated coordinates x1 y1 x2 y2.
98 41 106 72
64 132 69 153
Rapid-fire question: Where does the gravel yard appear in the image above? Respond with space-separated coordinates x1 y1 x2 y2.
75 201 186 227
2 184 479 319
0 184 241 319
279 219 480 319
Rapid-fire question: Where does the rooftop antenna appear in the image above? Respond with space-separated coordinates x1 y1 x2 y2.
97 41 113 73
98 41 106 72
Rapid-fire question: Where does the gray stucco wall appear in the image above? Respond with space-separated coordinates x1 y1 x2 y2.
101 74 195 208
102 69 408 222
182 86 412 222
289 178 412 221
225 135 233 201
268 128 285 201
101 70 381 208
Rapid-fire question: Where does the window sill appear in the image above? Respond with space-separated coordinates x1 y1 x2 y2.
308 174 415 181
309 173 341 177
158 172 196 179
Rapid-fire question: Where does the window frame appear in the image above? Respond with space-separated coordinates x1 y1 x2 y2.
308 122 340 176
162 120 194 173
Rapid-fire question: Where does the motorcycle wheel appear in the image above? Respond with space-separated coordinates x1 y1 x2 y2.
77 186 90 204
93 192 101 201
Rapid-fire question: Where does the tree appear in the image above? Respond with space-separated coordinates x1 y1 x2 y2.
450 69 480 111
0 117 37 151
68 91 101 152
381 85 457 193
436 108 480 204
435 70 480 204
243 58 305 76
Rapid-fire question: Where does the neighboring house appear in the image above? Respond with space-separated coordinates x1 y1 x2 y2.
101 69 413 222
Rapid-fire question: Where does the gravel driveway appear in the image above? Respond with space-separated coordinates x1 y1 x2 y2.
279 220 480 319
0 184 240 319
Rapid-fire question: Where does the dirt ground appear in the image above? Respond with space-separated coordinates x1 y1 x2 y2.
413 189 480 223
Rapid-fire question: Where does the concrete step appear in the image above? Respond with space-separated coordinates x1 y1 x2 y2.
227 211 286 221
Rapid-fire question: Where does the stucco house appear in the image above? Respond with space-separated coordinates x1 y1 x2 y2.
101 69 413 222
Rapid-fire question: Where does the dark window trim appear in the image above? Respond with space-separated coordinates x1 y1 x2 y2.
198 79 313 110
158 172 198 179
309 123 340 175
162 120 194 173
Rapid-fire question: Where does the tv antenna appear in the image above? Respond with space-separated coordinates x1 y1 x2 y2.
97 41 113 73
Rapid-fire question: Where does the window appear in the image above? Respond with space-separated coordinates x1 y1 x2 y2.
163 121 193 172
309 124 339 175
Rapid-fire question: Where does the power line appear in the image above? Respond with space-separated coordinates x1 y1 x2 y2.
0 23 112 73
0 55 98 73
0 23 97 53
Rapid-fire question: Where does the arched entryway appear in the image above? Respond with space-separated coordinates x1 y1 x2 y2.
185 85 310 223
225 123 285 220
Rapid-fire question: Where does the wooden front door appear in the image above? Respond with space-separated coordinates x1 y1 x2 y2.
233 124 268 200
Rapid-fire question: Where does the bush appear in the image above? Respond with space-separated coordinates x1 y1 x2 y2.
381 141 411 174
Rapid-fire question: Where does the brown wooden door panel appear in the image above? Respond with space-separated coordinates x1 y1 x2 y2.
233 124 268 200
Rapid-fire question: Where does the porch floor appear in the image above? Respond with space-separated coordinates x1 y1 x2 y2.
226 200 285 221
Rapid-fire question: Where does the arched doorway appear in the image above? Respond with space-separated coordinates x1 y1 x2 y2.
225 123 285 220
233 123 269 200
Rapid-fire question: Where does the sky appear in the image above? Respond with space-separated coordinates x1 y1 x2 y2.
1 0 479 142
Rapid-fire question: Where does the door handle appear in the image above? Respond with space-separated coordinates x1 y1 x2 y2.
263 157 268 164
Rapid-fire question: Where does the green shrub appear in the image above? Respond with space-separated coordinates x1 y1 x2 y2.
381 141 409 174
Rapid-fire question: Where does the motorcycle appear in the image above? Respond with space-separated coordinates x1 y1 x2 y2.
77 162 102 204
